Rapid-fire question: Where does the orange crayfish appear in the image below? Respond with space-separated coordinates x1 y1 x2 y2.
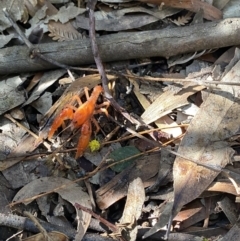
48 85 105 158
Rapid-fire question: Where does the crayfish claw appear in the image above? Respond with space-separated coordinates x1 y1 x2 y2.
48 107 74 139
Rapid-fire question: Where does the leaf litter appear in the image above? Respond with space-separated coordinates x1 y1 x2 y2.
1 0 240 240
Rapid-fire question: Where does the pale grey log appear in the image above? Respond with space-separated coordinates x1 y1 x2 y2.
1 18 240 74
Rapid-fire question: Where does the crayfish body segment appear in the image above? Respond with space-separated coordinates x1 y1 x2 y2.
48 85 104 158
71 85 103 128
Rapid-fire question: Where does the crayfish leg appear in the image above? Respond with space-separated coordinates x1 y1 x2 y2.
94 100 110 117
69 94 83 106
75 120 92 158
92 117 100 134
48 107 74 139
84 87 90 100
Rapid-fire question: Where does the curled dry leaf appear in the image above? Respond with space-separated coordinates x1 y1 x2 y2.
141 82 205 125
13 177 92 241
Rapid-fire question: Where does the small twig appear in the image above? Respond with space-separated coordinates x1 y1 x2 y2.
23 211 52 241
3 8 33 49
87 0 109 96
6 230 23 241
0 213 76 239
164 212 173 240
8 143 223 208
8 147 159 207
87 0 145 128
103 126 121 142
102 124 189 146
123 72 240 87
75 203 126 241
4 6 143 130
2 8 97 73
75 203 118 233
167 149 222 172
107 115 161 148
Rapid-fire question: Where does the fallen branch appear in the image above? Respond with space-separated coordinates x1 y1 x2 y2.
1 19 240 74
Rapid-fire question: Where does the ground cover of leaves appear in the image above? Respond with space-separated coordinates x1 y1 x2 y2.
0 1 240 241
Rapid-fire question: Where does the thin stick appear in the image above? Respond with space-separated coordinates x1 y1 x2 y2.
123 73 240 87
75 203 118 233
75 203 126 241
8 147 159 207
3 8 33 49
102 124 189 145
87 0 146 128
107 115 161 148
23 211 51 241
2 8 96 73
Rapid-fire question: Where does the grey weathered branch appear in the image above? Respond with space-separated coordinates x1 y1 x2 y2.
1 18 240 74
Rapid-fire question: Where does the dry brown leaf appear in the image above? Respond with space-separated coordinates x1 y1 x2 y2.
141 82 205 125
214 0 231 10
173 197 217 230
155 115 182 138
24 0 82 41
24 0 39 16
120 178 145 224
138 0 222 20
170 12 193 26
74 8 159 32
0 76 26 115
22 231 69 241
117 178 145 241
205 181 238 196
13 177 92 241
96 153 160 209
171 49 240 218
22 69 66 107
46 3 86 24
142 198 174 239
48 20 82 41
127 73 151 110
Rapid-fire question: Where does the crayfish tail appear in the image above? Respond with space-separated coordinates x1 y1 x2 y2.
75 120 92 158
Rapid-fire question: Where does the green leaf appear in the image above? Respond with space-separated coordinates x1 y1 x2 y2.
109 146 140 172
